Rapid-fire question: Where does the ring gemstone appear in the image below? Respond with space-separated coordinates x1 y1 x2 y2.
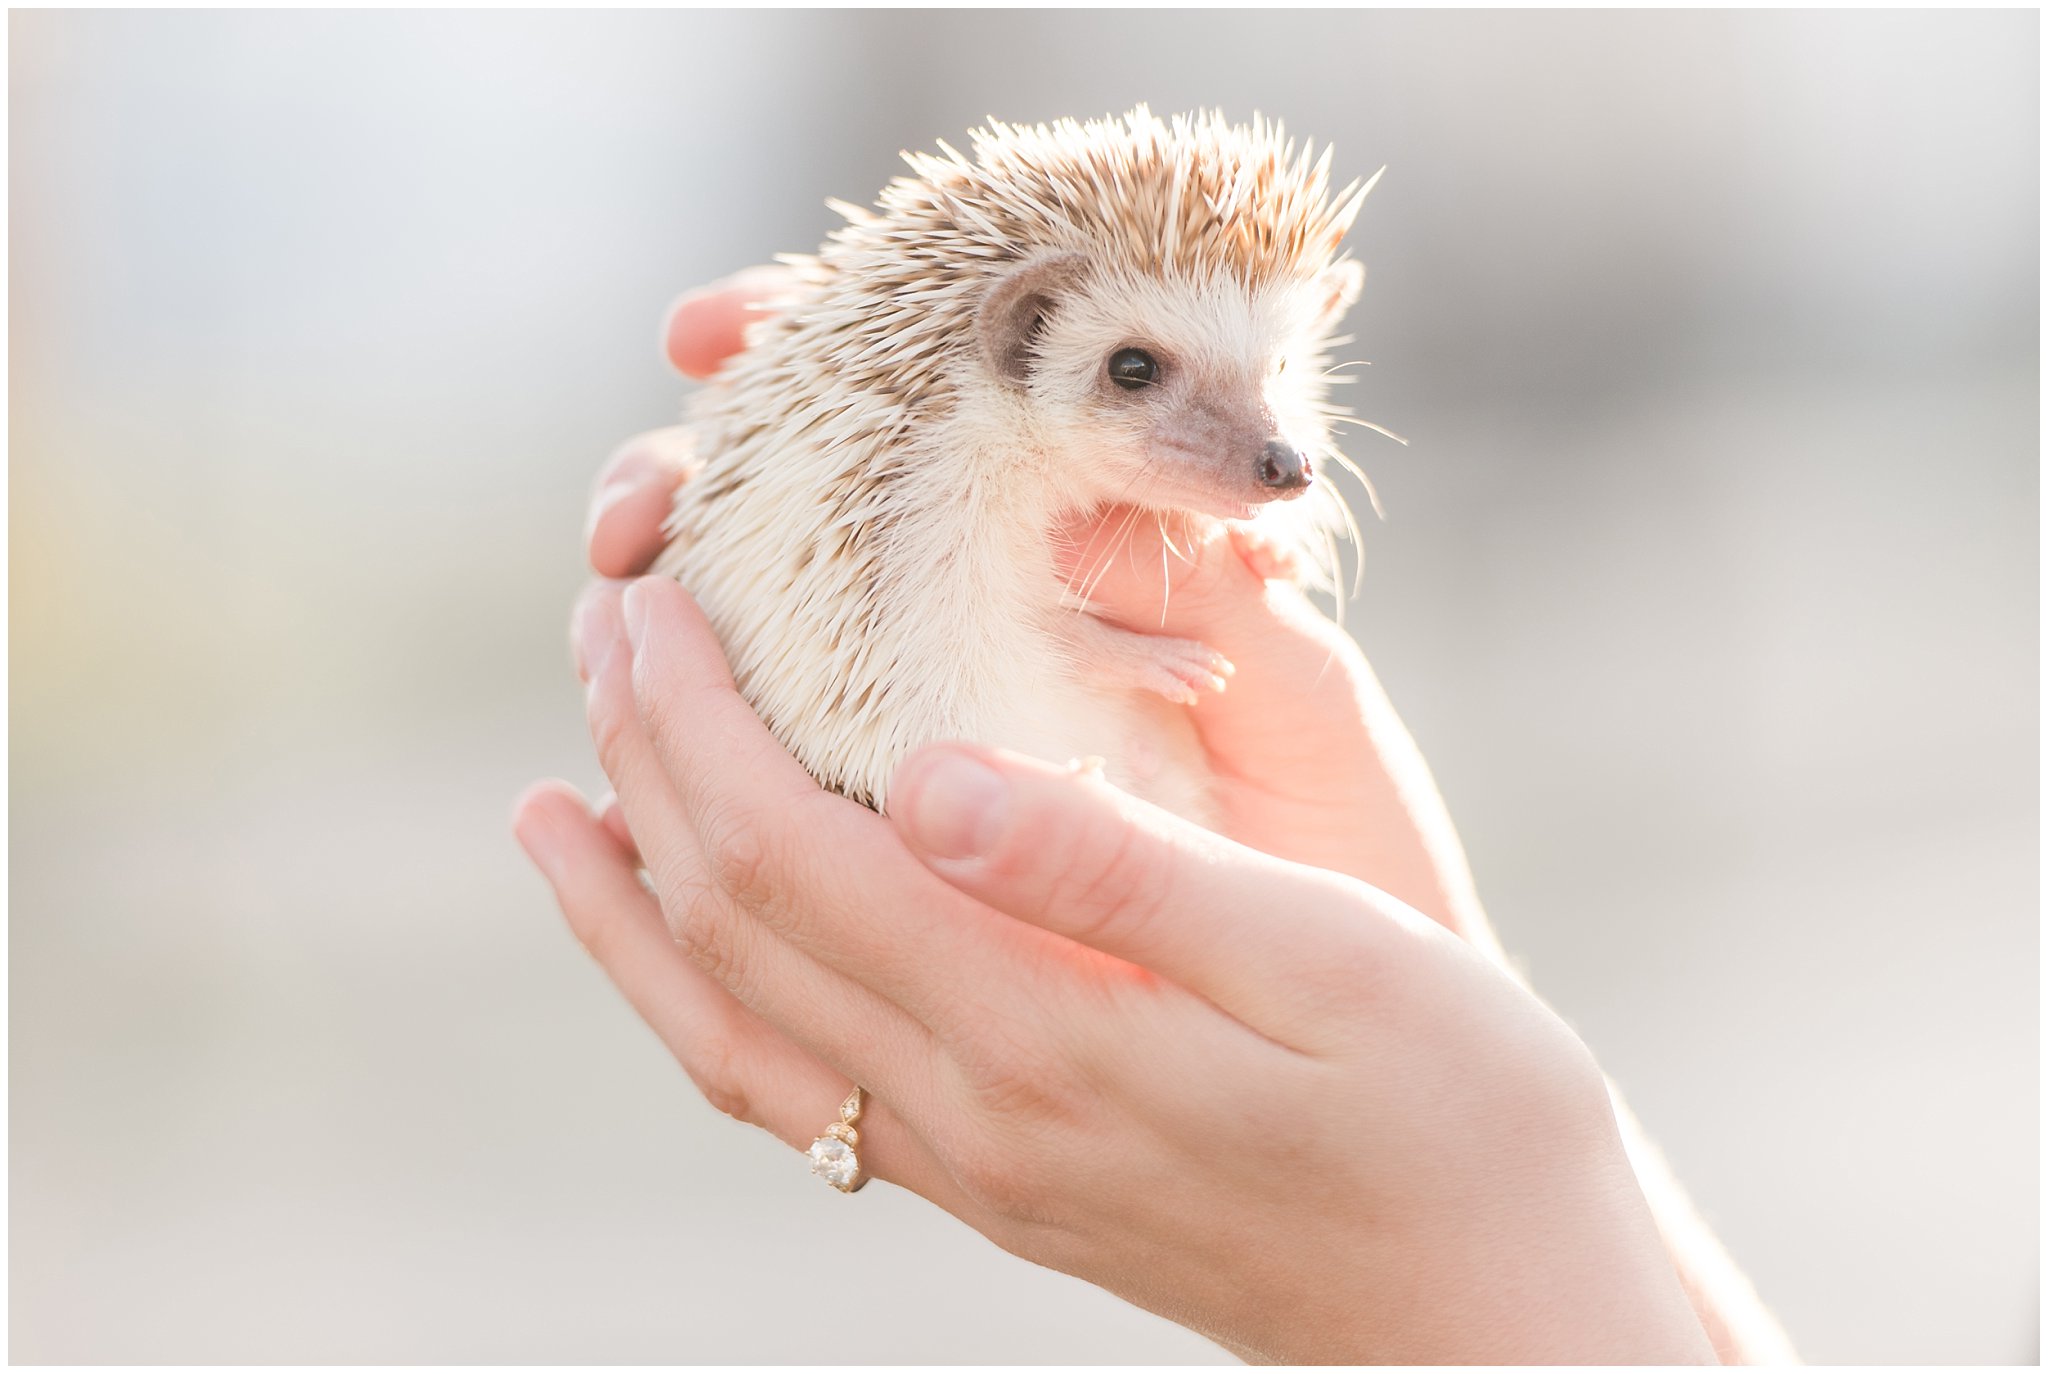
808 1134 859 1191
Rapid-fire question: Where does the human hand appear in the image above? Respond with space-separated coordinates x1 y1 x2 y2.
586 270 1495 952
513 575 1711 1363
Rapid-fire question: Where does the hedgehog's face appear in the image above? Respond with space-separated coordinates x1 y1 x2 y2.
978 253 1362 520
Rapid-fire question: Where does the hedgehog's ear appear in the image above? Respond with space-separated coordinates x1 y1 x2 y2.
1316 260 1365 331
978 253 1087 389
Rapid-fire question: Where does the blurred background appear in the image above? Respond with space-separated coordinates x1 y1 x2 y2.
9 9 2037 1363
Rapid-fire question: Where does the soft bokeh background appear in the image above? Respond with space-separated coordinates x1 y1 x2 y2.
10 8 2038 1363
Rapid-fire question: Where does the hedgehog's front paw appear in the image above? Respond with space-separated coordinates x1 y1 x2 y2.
1068 614 1234 706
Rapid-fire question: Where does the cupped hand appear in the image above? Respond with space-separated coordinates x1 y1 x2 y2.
587 270 1494 951
514 575 1713 1364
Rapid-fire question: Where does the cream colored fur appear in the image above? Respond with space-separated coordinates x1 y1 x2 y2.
655 108 1374 817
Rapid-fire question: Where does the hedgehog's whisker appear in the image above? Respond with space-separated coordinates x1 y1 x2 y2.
1308 443 1369 604
1326 479 1367 603
1157 515 1173 629
1071 494 1146 612
1157 510 1193 567
1309 608 1345 689
1082 500 1146 610
1326 414 1410 446
1321 446 1387 522
1114 499 1149 588
1060 469 1150 606
1324 518 1346 630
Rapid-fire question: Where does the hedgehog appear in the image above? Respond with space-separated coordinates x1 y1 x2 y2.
653 107 1380 821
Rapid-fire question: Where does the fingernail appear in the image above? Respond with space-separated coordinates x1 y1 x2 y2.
713 264 789 296
513 800 564 882
598 442 660 495
902 751 1010 860
667 267 784 323
622 580 649 654
588 455 658 536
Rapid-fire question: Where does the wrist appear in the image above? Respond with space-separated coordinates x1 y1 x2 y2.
1276 1035 1712 1363
1285 1142 1716 1364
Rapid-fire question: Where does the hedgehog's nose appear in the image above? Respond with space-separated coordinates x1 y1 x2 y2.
1256 440 1313 493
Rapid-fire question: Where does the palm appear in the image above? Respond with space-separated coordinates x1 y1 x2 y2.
1069 512 1488 944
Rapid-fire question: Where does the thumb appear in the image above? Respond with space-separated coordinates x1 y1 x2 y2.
1058 508 1292 647
886 744 1389 1046
1058 513 1371 780
662 265 793 379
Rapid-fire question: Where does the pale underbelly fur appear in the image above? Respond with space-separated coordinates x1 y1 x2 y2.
970 664 1219 830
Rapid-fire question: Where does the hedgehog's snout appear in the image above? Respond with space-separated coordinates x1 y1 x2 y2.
1256 440 1314 495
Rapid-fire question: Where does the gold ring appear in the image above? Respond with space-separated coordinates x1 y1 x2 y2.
807 1086 867 1193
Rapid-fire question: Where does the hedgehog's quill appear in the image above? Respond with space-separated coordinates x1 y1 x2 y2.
655 107 1374 821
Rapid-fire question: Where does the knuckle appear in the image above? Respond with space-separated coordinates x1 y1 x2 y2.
562 891 626 968
949 1135 1056 1224
663 888 753 1003
947 1014 1087 1136
629 659 688 745
1283 931 1395 1046
972 1057 1069 1127
652 859 722 953
682 1037 755 1126
1045 812 1170 946
685 913 753 1002
694 798 778 912
933 1029 1103 1228
584 682 636 776
644 856 757 1002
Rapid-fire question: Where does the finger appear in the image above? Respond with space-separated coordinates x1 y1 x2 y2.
576 580 953 1118
614 575 1042 1037
887 743 1415 1052
1228 520 1303 582
589 427 696 579
516 776 810 1124
1057 511 1369 785
512 779 976 1208
1059 507 1349 662
1060 513 1490 944
593 791 639 863
662 265 792 379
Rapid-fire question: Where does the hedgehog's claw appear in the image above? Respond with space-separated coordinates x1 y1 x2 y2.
1066 614 1233 704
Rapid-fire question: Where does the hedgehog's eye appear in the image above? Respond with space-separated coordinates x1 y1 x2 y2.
1107 347 1160 391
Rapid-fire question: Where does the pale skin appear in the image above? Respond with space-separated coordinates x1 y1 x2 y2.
512 275 1794 1364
